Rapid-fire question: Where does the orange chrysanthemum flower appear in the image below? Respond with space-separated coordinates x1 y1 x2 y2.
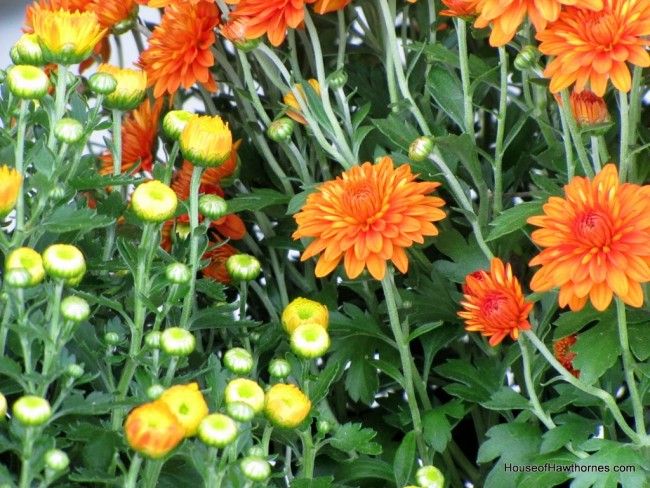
458 258 533 346
99 99 163 178
292 157 446 280
568 89 611 127
88 0 138 31
537 0 650 96
230 0 317 47
202 241 239 284
475 0 602 47
313 0 351 14
138 1 219 98
124 402 184 458
528 164 650 311
554 335 580 378
440 0 480 18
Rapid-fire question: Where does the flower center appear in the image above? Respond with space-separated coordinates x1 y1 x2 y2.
574 210 612 248
480 291 507 320
343 181 381 225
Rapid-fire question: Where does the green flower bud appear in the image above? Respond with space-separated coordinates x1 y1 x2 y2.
268 358 291 379
45 449 69 472
240 457 271 482
226 401 256 422
0 392 7 419
14 34 45 66
13 395 52 426
147 384 165 401
223 347 254 375
226 254 261 282
65 364 84 378
416 465 445 488
104 332 120 346
224 379 265 414
131 181 178 224
6 247 45 287
198 413 238 448
7 65 49 100
514 45 539 71
112 15 137 36
234 38 260 52
88 72 117 96
165 262 192 285
42 244 86 281
199 194 228 221
408 136 435 162
267 118 295 143
54 118 84 144
290 323 330 359
0 69 6 84
4 268 32 288
144 331 162 349
60 296 90 322
49 186 66 201
317 419 332 435
247 446 265 458
10 46 21 66
161 327 195 356
162 110 194 141
327 69 348 90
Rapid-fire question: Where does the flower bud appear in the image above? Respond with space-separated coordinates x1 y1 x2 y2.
14 34 45 66
7 65 49 100
281 297 329 334
165 262 192 285
226 254 261 282
268 358 291 379
0 69 6 84
416 465 445 488
408 136 435 162
247 446 265 458
234 38 261 51
157 383 208 437
199 194 228 220
264 384 311 429
180 115 232 168
317 419 332 435
223 347 254 375
65 364 84 378
224 378 265 414
266 118 295 142
327 69 348 89
240 457 271 482
104 332 120 346
226 401 256 422
13 395 52 426
145 331 162 349
97 64 147 111
45 449 69 472
42 244 86 281
60 296 90 322
0 392 7 418
49 186 66 201
131 180 178 224
88 72 117 95
0 165 21 219
514 45 539 71
147 384 165 401
162 110 194 141
5 247 45 287
291 323 330 359
124 402 184 458
198 413 238 448
4 268 32 288
161 327 195 356
54 118 84 144
283 79 320 125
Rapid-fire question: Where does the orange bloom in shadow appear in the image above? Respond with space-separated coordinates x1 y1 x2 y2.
138 1 219 98
568 89 611 127
99 98 163 177
554 335 580 378
475 0 602 47
88 0 138 30
537 0 650 96
440 0 479 18
313 0 351 14
458 258 533 346
292 157 446 280
230 0 317 47
528 164 650 311
124 402 184 458
202 241 239 284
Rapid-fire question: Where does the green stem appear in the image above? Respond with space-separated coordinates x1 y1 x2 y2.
590 136 601 173
40 282 65 392
560 90 594 179
179 166 205 330
163 141 179 185
124 454 143 488
558 100 576 181
262 424 274 455
142 459 164 488
238 281 252 352
299 429 316 479
618 90 630 182
627 66 643 182
102 109 124 263
615 297 647 437
456 19 474 140
381 271 428 462
493 46 508 215
523 330 645 444
47 64 69 152
18 427 35 488
13 99 29 243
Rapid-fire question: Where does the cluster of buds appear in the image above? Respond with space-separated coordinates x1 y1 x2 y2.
5 244 86 288
281 297 330 359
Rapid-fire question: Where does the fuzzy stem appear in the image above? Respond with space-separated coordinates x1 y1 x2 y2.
560 90 594 179
493 47 508 215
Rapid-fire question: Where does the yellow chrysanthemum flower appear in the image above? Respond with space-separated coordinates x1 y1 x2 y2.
264 384 311 429
157 383 208 438
97 64 147 111
0 166 22 218
180 115 233 168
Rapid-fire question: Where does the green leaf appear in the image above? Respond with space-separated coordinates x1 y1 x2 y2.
487 201 543 242
540 413 598 454
28 141 55 178
287 186 317 216
571 439 650 487
336 458 394 484
553 307 611 340
436 358 501 403
291 477 336 488
300 79 334 134
371 114 420 151
369 357 404 386
330 423 382 455
393 431 417 487
225 188 290 213
481 386 531 411
426 66 466 130
69 173 144 190
422 408 453 453
571 318 621 385
310 362 342 405
41 206 114 234
408 321 443 342
627 321 650 361
195 279 226 301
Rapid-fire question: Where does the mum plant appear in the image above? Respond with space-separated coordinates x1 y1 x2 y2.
1 0 650 487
